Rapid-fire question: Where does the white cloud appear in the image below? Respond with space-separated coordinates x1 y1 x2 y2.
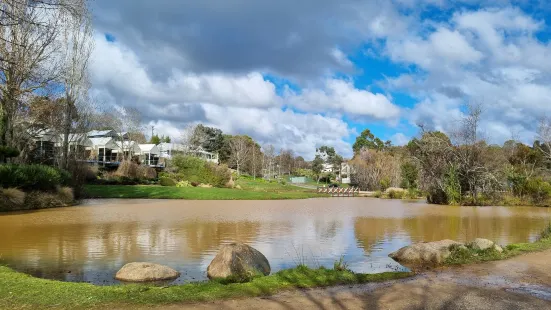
390 133 410 146
285 79 400 120
382 6 551 145
387 27 483 71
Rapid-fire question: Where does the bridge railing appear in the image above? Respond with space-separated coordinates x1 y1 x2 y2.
317 186 360 197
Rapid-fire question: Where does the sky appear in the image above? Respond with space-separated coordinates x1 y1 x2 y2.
89 0 551 159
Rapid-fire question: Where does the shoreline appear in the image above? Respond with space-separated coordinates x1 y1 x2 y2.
1 227 551 309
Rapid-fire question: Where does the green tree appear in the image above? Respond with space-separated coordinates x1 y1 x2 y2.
352 129 385 154
312 155 323 184
150 134 161 145
163 136 171 143
400 162 418 189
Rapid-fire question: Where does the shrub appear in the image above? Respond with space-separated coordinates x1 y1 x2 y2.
171 155 231 187
159 177 177 186
0 188 26 209
176 180 192 188
0 146 20 160
143 167 157 179
387 189 405 199
0 164 71 191
373 191 382 198
56 186 74 202
116 160 139 179
525 178 551 205
25 191 73 210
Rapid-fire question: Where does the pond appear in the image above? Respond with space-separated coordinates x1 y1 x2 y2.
0 198 549 285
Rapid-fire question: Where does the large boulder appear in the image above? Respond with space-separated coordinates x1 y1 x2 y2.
207 243 271 280
389 240 463 266
469 238 494 251
115 262 180 282
469 238 503 252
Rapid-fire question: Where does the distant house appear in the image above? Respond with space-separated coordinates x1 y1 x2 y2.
138 144 160 166
115 140 141 159
322 163 334 173
89 137 119 163
158 143 219 164
339 162 352 184
55 134 93 158
29 129 60 164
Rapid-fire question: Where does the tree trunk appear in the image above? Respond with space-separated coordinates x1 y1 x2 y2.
61 98 72 170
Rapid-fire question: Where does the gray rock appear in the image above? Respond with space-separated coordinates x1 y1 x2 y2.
494 244 504 253
470 238 495 251
207 243 270 280
115 262 179 282
389 239 463 266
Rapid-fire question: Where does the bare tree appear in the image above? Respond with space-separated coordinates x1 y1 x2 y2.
59 0 93 169
537 117 551 162
229 135 250 175
0 0 64 148
98 106 143 160
262 144 275 179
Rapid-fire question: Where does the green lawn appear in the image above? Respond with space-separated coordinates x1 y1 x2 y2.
0 265 410 310
84 183 325 200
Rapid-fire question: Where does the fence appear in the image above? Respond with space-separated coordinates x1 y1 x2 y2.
317 186 360 197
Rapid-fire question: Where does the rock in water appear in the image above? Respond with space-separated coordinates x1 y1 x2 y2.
389 240 463 266
115 262 180 282
207 243 271 280
469 238 495 251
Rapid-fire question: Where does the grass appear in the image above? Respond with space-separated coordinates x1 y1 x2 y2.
445 223 551 265
83 178 327 200
0 265 410 310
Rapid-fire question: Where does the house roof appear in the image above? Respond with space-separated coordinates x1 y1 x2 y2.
56 134 93 147
88 130 115 137
89 137 116 147
138 144 160 154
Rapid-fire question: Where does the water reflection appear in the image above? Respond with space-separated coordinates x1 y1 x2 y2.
0 198 549 284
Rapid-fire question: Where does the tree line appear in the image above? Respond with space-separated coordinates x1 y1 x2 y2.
349 104 551 206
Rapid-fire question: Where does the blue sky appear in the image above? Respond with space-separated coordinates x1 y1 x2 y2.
89 0 551 159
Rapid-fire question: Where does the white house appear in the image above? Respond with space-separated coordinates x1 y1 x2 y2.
89 137 119 163
158 143 219 164
115 140 141 159
138 144 160 166
322 163 334 173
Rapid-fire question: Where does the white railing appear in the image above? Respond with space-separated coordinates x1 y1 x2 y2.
317 186 360 197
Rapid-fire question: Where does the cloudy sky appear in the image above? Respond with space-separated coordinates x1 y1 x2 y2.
89 0 551 159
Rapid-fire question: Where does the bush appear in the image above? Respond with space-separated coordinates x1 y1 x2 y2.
143 167 157 179
1 188 72 212
171 155 231 187
159 177 177 186
387 189 405 199
525 178 551 205
0 146 20 159
0 164 71 191
0 188 26 210
56 186 74 202
176 180 192 187
24 191 73 210
116 161 139 179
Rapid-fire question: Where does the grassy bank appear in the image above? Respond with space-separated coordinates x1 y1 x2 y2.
83 184 325 200
0 265 410 310
445 224 551 265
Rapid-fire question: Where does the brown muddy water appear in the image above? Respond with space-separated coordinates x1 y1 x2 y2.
0 198 549 285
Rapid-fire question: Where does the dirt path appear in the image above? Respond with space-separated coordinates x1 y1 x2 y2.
135 250 551 310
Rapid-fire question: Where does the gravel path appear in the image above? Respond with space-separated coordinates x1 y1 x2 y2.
130 249 551 310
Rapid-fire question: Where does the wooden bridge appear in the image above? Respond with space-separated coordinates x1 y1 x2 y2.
317 186 360 197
